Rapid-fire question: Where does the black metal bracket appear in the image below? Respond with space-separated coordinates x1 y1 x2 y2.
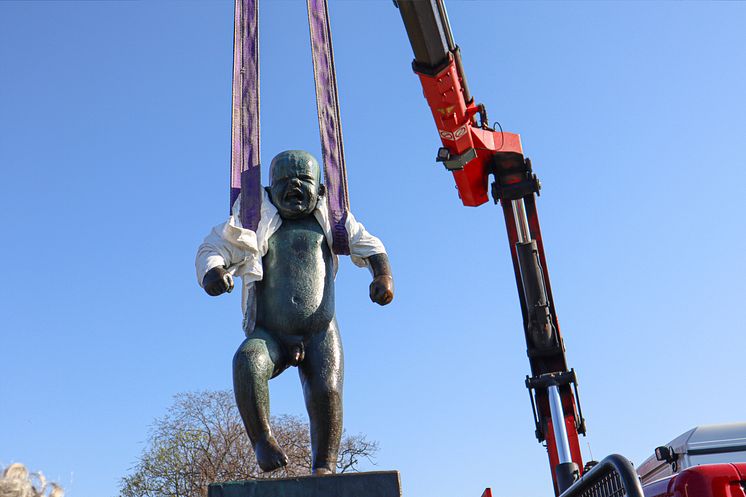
526 370 577 390
436 146 476 171
525 369 587 442
491 157 541 203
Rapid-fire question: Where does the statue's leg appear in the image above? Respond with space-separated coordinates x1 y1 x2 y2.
298 319 344 474
233 326 289 472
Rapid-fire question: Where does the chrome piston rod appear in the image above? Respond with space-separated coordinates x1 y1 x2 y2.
548 384 572 464
512 199 531 243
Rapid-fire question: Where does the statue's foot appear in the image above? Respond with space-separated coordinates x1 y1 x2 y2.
254 437 289 472
312 466 334 476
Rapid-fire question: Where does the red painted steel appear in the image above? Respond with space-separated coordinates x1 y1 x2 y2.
642 464 746 497
413 57 523 206
410 17 584 497
507 193 583 494
544 411 584 496
494 146 583 496
415 58 474 155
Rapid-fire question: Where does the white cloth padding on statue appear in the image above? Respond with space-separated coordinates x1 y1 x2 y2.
195 190 386 334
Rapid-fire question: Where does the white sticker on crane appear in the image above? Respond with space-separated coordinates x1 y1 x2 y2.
439 125 468 141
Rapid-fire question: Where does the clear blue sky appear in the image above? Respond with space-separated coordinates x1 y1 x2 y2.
2 1 745 497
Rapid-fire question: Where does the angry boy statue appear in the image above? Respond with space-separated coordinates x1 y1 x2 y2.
195 150 394 474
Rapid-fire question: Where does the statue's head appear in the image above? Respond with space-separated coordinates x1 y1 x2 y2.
268 150 325 219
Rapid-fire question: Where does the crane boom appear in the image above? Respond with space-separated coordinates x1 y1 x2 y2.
394 1 586 494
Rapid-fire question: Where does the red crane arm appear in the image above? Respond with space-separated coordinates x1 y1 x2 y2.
394 1 586 494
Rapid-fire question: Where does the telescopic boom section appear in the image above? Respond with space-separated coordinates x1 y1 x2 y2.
395 1 586 494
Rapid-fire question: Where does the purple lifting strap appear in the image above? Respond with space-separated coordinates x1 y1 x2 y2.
307 0 351 255
230 0 261 231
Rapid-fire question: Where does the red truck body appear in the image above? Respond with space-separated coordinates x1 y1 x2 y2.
643 463 746 497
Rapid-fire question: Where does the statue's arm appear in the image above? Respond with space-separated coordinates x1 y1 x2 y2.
195 223 240 296
201 266 234 296
367 253 394 306
343 211 394 305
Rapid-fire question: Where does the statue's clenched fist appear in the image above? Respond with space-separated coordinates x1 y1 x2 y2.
369 275 394 306
202 266 234 296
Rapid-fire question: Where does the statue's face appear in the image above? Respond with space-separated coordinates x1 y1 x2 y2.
269 152 321 219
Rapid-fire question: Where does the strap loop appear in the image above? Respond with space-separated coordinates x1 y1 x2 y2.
307 0 350 255
231 0 351 253
231 0 261 231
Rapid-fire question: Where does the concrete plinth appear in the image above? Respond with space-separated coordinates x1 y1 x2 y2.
208 471 401 497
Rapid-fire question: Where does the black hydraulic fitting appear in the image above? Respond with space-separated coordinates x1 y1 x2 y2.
556 462 580 494
491 157 542 203
516 239 556 350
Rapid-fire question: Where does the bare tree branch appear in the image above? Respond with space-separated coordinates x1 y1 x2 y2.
119 390 379 497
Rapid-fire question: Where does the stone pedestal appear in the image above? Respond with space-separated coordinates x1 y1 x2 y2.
208 471 401 497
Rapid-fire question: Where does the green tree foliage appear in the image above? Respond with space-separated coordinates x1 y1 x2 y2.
119 391 378 497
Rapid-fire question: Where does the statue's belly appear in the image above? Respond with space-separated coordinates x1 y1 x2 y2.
255 219 335 335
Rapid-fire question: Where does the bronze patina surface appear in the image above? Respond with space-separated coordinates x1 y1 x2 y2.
203 151 393 474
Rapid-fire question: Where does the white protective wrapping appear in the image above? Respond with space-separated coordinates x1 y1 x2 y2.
195 190 386 333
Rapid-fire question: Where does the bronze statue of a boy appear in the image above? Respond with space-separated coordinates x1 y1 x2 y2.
196 150 394 474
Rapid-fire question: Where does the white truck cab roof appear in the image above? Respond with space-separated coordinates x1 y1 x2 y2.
637 423 746 485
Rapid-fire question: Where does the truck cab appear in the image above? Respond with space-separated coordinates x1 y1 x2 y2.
637 423 746 497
